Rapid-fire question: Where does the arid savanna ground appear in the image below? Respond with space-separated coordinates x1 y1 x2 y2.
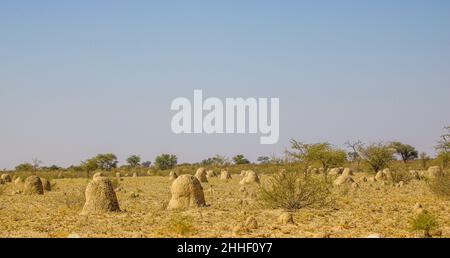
1 167 449 238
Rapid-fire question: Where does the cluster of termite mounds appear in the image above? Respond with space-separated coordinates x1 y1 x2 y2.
0 174 52 195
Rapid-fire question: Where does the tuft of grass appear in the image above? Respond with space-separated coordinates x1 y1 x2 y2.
390 169 412 184
258 171 333 212
58 189 86 210
410 211 439 238
427 173 450 198
110 177 120 189
167 214 196 236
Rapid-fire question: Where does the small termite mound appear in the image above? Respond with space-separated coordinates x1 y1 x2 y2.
167 174 206 210
239 170 260 185
1 174 12 183
169 170 178 180
24 176 44 195
220 170 232 180
40 178 51 191
81 176 121 215
195 167 208 183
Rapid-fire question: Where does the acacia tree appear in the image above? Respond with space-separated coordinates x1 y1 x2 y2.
257 156 270 164
201 155 229 166
15 163 34 171
390 141 418 164
288 140 347 175
357 142 395 172
419 152 431 169
345 140 363 170
232 154 251 165
82 153 118 178
435 126 450 168
32 158 42 173
142 161 152 168
126 155 141 168
155 154 177 170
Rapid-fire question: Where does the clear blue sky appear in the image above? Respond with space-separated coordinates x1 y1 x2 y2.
1 1 449 169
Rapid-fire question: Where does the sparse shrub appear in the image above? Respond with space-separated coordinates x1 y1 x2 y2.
357 142 395 172
410 211 439 238
60 191 86 210
389 169 412 184
287 140 347 174
427 173 450 198
167 214 196 236
258 171 333 212
419 152 431 169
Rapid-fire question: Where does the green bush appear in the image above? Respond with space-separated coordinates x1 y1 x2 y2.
155 154 178 170
410 212 439 238
258 171 333 212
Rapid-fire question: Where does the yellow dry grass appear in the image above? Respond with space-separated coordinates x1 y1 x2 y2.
0 173 449 238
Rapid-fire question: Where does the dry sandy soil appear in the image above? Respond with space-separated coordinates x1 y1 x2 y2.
1 173 449 238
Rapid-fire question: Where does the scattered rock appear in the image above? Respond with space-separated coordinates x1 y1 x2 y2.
375 171 385 181
67 233 81 238
383 168 393 181
333 175 354 186
14 177 23 185
329 168 343 175
130 192 139 198
342 168 353 176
